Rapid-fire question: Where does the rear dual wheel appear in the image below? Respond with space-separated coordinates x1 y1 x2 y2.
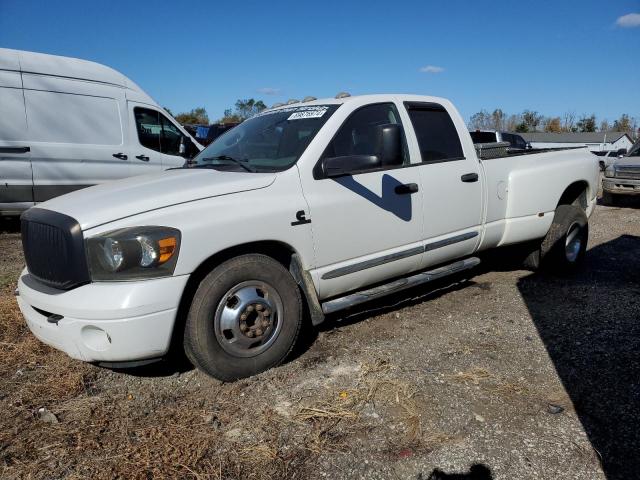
184 254 302 381
524 204 588 271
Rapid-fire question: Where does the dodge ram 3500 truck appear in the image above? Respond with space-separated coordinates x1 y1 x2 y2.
17 94 599 381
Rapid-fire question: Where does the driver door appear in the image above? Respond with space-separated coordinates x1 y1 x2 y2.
299 102 424 300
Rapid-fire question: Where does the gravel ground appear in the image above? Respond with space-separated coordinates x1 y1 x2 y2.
0 195 638 480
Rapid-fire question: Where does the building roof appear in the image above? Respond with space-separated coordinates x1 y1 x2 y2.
518 131 632 144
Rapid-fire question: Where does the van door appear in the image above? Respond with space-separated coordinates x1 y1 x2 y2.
128 102 197 174
0 71 33 212
128 103 164 175
22 74 130 202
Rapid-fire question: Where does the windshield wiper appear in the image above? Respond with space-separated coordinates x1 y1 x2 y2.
199 155 256 173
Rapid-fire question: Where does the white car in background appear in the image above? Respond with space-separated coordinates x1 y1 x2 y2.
0 48 202 216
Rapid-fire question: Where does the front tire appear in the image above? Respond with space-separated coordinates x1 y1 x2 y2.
184 254 302 381
524 204 588 272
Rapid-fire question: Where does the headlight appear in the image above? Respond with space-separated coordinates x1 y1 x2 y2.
86 227 181 281
604 165 615 178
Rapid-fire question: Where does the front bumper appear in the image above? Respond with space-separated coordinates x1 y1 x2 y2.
17 270 189 362
602 177 640 195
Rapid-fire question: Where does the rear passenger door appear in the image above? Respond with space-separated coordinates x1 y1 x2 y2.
403 102 483 268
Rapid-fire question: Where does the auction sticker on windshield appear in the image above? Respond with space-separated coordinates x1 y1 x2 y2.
287 106 329 120
254 105 331 120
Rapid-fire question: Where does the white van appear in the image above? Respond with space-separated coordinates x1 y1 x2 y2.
0 48 202 215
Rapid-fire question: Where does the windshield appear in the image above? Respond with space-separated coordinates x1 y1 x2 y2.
190 104 339 172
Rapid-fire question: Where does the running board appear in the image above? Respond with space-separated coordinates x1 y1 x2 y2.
321 257 481 315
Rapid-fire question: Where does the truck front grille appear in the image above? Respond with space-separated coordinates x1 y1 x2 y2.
21 208 90 290
615 166 640 180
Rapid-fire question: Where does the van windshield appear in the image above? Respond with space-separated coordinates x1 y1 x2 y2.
190 104 339 172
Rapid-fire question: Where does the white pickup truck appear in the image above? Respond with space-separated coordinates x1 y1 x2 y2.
17 94 599 380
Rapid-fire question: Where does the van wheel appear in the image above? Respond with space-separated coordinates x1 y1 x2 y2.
184 254 302 381
523 204 588 272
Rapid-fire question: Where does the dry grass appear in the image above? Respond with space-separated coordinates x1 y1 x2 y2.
448 367 491 385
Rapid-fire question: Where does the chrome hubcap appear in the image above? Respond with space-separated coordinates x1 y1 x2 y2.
565 222 582 263
214 281 283 357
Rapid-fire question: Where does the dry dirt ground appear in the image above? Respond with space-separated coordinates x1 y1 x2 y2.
1 197 639 480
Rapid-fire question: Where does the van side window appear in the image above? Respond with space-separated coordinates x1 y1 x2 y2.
134 108 161 152
404 102 464 163
322 103 409 164
159 114 186 156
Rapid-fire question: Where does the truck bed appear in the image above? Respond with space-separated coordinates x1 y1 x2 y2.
475 142 585 160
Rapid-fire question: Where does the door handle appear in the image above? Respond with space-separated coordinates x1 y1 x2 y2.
461 173 479 183
0 146 30 154
112 153 128 160
135 155 150 162
395 183 419 195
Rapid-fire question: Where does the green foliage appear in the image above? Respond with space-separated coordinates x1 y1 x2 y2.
576 114 596 132
175 107 209 125
515 122 529 133
613 114 631 132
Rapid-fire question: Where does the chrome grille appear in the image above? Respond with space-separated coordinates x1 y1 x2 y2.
615 165 640 180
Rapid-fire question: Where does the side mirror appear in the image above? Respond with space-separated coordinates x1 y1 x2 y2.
321 123 403 177
375 123 403 166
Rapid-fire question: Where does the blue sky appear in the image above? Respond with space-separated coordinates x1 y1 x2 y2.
1 0 639 123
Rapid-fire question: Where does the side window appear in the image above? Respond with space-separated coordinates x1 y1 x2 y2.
134 108 161 152
160 114 186 156
323 103 409 164
405 103 464 163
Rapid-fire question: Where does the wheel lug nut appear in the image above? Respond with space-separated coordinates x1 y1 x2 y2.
240 313 247 321
240 323 248 332
261 320 269 328
255 304 264 311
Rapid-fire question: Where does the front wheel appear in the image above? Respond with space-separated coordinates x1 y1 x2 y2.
524 204 588 272
184 254 302 381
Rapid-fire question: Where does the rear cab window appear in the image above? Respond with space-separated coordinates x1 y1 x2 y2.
404 102 464 163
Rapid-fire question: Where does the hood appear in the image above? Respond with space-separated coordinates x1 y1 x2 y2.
614 156 640 167
39 169 276 230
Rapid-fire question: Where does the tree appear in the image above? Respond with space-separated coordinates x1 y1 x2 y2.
234 99 267 120
522 110 542 132
217 98 268 123
163 106 174 117
599 120 611 132
490 109 504 131
468 110 491 130
544 117 562 133
576 114 596 132
613 114 632 132
175 107 209 125
515 122 529 133
562 111 576 132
